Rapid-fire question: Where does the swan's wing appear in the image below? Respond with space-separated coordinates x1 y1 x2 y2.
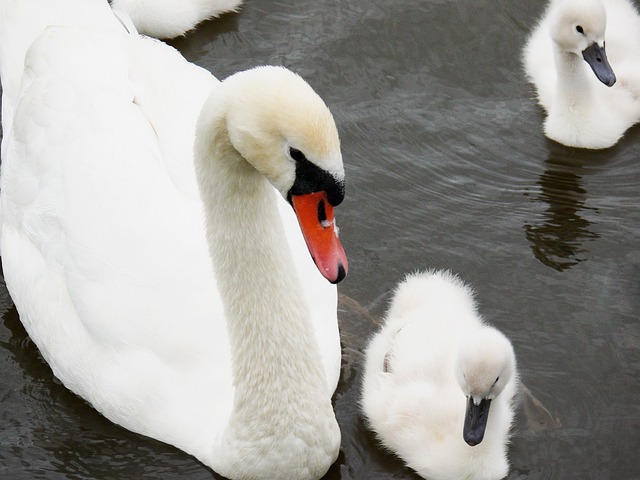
0 0 123 133
1 22 231 454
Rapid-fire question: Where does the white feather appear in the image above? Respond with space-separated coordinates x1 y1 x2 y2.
0 1 344 478
111 0 243 38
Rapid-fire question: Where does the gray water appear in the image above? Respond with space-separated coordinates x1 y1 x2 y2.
1 0 639 478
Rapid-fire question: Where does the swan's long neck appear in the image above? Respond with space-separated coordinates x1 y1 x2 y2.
553 47 594 112
193 93 339 477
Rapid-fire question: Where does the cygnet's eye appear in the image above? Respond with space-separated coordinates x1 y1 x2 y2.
576 25 584 34
288 147 307 163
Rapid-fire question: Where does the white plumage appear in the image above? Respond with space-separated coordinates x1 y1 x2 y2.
111 0 243 38
0 1 348 479
523 0 640 149
362 270 519 480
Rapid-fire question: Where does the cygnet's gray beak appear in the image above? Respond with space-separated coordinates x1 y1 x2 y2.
463 396 491 446
582 42 616 87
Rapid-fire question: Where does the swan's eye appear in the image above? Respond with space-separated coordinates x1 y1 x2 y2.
288 147 307 163
576 25 584 34
494 376 500 385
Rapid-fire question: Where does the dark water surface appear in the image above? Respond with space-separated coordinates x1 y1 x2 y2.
1 0 639 478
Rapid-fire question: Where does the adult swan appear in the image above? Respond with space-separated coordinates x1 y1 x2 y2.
0 1 348 478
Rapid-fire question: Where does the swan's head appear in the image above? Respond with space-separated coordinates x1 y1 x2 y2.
455 327 516 446
217 66 347 283
549 0 616 86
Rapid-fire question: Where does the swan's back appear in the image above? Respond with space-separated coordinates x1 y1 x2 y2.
0 0 120 131
0 0 236 455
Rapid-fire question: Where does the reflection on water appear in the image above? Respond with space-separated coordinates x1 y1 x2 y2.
524 143 602 271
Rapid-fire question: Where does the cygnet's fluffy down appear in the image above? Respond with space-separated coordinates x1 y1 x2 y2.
362 270 519 480
523 0 640 149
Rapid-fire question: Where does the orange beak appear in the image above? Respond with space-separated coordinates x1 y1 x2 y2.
291 191 348 284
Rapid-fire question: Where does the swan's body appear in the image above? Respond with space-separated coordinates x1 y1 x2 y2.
111 0 243 38
0 1 347 478
362 270 518 480
523 0 640 149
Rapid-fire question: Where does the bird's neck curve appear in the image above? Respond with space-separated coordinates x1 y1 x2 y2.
553 46 594 111
192 91 340 478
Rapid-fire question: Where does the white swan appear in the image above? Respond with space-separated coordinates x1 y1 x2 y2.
523 0 640 149
0 1 348 479
110 0 244 38
361 270 519 480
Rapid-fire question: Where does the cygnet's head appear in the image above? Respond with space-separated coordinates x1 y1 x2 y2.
549 0 616 86
456 327 516 446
